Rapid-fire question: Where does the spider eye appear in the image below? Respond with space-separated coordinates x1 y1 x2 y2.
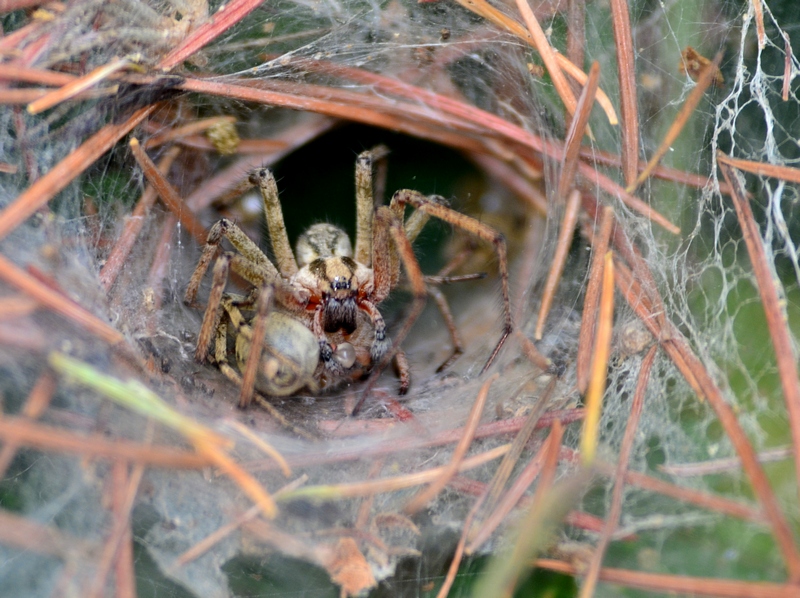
333 342 356 369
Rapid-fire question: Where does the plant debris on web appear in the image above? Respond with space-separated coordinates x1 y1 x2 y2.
1 0 800 597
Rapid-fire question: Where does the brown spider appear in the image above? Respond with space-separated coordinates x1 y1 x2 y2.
184 147 512 409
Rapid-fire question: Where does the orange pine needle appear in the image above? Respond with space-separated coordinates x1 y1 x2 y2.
577 206 615 393
581 252 614 466
717 152 800 184
27 56 129 115
609 0 639 187
128 138 208 245
535 189 582 339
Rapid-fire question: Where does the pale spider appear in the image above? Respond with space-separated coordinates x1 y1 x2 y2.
184 146 512 409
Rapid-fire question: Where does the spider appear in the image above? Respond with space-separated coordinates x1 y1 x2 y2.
184 146 512 409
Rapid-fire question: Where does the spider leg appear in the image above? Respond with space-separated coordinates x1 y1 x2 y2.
353 206 427 413
393 349 410 395
184 218 280 307
354 145 390 266
426 285 464 372
250 168 298 277
390 189 513 373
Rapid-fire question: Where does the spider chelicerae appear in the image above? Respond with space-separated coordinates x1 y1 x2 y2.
184 146 512 409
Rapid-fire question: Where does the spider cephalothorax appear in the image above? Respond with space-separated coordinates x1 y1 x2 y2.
185 146 512 409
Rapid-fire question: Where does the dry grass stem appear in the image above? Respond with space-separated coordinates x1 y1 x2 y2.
0 371 56 477
159 0 264 70
277 445 510 501
566 0 586 74
0 63 77 86
466 426 554 554
661 446 793 477
753 0 766 49
535 189 581 339
783 32 792 101
111 462 137 598
225 419 292 477
174 505 261 567
0 509 89 558
479 377 557 518
582 147 731 193
90 459 144 598
513 0 577 118
612 467 765 523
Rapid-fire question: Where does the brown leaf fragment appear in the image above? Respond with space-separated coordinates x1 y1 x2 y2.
324 537 377 597
679 47 724 86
